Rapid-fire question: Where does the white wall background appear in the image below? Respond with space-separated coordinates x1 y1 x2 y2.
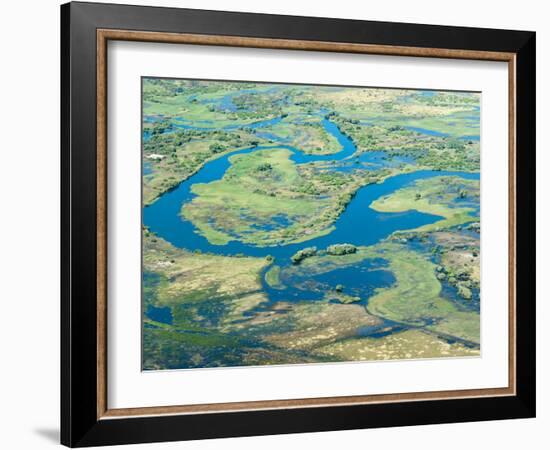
0 1 545 448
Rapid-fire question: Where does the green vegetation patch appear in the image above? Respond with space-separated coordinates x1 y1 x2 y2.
321 89 480 139
262 302 381 352
264 265 283 288
291 247 318 264
143 234 270 325
325 290 362 304
182 148 359 246
364 242 479 344
331 116 480 172
143 78 280 126
296 247 380 272
261 119 341 154
370 176 479 232
435 230 480 297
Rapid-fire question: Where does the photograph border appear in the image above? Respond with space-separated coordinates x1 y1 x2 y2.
62 2 535 447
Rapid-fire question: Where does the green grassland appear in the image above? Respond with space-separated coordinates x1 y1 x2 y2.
252 301 382 353
260 118 342 154
143 78 281 126
363 242 479 344
314 89 479 139
332 116 480 172
142 233 271 323
347 112 478 139
370 176 479 232
181 148 365 246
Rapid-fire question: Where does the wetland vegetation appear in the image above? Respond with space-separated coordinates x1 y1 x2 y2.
142 78 481 370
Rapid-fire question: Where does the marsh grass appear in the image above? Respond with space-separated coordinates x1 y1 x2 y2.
370 176 479 232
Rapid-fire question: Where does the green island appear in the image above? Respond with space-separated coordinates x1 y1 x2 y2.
142 78 481 370
181 148 359 246
370 176 480 232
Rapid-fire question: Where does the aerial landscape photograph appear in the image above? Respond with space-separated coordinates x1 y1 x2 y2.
141 77 481 370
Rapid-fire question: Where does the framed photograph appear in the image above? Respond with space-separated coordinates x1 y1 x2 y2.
61 1 536 447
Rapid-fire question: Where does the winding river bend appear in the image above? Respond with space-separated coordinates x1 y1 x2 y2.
143 117 479 262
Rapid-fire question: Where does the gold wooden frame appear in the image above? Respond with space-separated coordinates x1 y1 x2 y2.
96 29 516 420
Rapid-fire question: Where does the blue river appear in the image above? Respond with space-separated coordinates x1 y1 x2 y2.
143 117 479 262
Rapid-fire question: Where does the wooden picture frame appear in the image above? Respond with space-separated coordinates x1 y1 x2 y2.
61 1 535 447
